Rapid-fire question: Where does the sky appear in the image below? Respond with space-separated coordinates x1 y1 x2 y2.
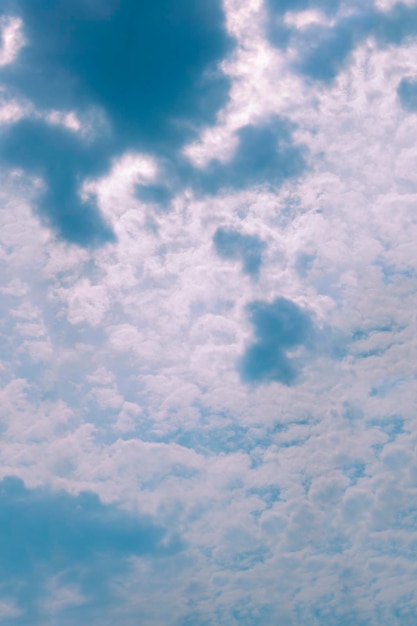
1 0 417 624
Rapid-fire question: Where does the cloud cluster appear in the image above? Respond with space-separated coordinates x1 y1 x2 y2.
1 0 417 623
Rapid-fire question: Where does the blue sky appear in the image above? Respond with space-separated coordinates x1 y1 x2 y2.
1 0 417 624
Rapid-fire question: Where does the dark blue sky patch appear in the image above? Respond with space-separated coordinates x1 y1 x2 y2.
266 0 342 50
268 3 417 83
240 341 297 385
296 252 315 278
199 117 306 194
1 0 233 244
373 2 417 45
213 228 267 278
129 116 307 202
266 0 339 14
296 20 363 83
5 0 232 147
239 297 315 385
0 476 181 623
397 77 417 111
135 184 174 209
0 119 115 246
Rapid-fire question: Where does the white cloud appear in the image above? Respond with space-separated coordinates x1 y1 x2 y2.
42 578 87 614
0 599 21 620
375 0 417 10
63 278 110 327
1 1 417 622
0 16 25 67
284 9 334 30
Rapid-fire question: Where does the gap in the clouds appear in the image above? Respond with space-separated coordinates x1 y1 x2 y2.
213 227 267 279
0 119 117 247
378 259 417 285
0 476 183 624
238 296 319 386
267 0 417 84
295 251 316 278
342 402 364 424
133 114 308 218
194 116 307 196
135 183 174 211
123 413 316 459
370 376 406 399
0 0 235 245
265 0 343 51
350 321 397 359
247 485 281 509
75 404 319 462
342 461 367 485
398 75 417 110
367 415 405 443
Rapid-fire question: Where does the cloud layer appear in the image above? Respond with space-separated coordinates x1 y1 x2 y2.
1 0 417 623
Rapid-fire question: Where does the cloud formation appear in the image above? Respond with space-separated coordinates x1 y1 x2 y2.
2 0 417 623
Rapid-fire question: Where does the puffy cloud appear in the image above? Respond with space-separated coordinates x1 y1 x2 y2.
2 0 417 622
0 15 24 66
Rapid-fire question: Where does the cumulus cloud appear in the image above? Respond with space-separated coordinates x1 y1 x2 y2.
0 15 24 66
1 0 417 623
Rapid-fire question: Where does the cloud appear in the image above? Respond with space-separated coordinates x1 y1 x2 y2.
2 0 417 623
213 227 267 278
129 116 307 210
239 297 316 385
0 15 24 66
